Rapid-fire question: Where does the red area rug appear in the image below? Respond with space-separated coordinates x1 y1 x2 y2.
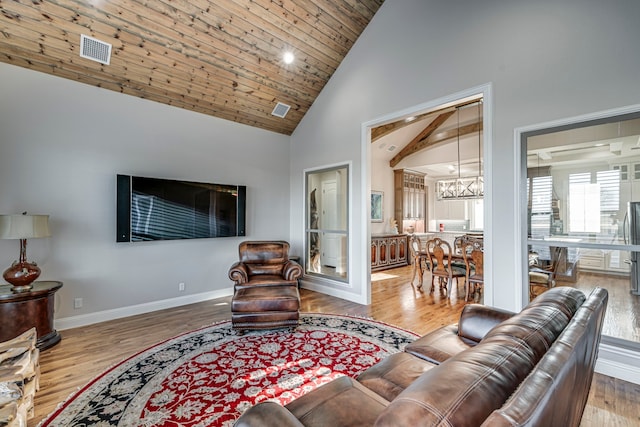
40 314 418 427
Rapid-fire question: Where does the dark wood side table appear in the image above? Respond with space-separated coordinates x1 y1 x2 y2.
0 280 63 350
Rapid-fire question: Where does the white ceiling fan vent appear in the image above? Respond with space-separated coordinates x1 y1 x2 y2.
80 34 112 65
271 102 291 118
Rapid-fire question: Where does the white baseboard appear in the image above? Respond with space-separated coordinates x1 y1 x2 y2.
595 342 640 385
55 288 234 331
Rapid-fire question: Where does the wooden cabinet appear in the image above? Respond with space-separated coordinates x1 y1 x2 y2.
371 234 408 271
394 170 426 233
0 281 63 350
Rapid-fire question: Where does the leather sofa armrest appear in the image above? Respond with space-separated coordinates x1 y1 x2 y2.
458 304 515 343
228 262 249 285
234 402 304 427
283 260 303 281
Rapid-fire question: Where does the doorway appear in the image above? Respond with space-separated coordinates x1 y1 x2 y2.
363 83 493 305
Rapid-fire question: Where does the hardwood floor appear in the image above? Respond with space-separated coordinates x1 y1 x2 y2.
29 265 639 426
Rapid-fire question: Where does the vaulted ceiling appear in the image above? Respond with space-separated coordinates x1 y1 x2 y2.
0 0 384 135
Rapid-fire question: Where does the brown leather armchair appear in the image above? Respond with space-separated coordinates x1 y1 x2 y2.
229 241 303 333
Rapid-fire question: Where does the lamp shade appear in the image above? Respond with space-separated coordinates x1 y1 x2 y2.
0 214 51 239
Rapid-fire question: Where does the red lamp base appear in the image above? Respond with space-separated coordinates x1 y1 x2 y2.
3 261 41 292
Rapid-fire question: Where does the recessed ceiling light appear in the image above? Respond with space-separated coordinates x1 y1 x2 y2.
405 116 416 122
283 51 295 64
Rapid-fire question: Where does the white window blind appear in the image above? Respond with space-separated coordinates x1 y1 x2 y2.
530 175 552 238
597 170 620 212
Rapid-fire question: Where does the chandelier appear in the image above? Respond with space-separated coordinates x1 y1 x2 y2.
436 101 483 200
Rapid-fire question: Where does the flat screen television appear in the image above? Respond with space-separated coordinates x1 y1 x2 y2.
116 174 246 242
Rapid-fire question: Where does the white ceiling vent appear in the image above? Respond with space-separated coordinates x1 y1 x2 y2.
80 34 112 65
271 102 291 118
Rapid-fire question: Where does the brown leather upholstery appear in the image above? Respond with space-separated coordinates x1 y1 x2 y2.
234 286 608 427
229 241 303 333
404 303 515 364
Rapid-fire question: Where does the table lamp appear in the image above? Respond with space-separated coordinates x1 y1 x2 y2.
0 213 51 292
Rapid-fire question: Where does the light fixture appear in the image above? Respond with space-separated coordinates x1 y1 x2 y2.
0 213 51 292
436 101 484 200
283 51 295 64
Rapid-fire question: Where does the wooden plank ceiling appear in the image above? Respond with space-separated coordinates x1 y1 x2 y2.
0 0 384 135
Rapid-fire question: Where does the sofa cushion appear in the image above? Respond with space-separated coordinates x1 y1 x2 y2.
404 305 515 365
404 325 473 364
374 288 586 427
457 304 515 343
285 376 389 427
357 352 436 401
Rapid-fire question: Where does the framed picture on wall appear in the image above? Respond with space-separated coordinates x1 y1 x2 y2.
371 191 383 222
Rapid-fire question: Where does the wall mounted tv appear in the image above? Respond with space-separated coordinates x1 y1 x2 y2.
116 174 246 242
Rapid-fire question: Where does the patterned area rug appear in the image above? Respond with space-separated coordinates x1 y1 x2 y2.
40 314 419 427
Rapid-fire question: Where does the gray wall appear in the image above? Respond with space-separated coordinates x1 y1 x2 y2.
0 63 291 323
290 0 640 308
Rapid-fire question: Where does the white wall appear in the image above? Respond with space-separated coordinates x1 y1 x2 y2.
290 0 640 307
0 63 291 323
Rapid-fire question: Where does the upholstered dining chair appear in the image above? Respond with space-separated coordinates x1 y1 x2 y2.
229 240 303 334
408 234 429 290
462 240 484 301
453 234 483 267
528 247 562 301
426 237 466 297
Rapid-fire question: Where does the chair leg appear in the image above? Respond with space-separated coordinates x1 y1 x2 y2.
411 260 418 284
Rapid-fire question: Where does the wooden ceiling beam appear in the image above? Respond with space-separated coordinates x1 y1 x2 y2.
389 111 455 167
390 119 483 168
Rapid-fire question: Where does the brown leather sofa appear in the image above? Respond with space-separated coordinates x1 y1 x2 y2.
234 286 608 427
229 241 303 333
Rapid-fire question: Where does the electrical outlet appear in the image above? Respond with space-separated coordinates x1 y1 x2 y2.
179 282 185 291
74 297 83 309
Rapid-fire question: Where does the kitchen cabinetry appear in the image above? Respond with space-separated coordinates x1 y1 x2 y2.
613 162 640 181
434 199 466 220
394 170 426 233
579 248 630 274
371 234 408 271
579 249 605 270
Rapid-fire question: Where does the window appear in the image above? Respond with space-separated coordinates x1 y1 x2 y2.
567 170 620 234
569 172 599 233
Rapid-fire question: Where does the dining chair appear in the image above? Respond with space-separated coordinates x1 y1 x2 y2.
408 234 429 290
426 237 466 297
528 246 562 301
462 240 484 301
